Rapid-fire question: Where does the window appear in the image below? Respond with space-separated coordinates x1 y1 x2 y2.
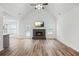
3 16 17 38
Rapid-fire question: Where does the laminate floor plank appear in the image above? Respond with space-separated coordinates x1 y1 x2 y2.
0 39 79 56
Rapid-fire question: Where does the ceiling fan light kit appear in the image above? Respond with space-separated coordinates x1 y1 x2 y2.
30 3 48 10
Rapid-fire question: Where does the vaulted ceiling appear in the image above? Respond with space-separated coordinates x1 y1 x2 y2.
0 3 79 20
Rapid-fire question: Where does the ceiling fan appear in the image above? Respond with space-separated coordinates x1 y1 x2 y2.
30 3 48 6
30 3 48 10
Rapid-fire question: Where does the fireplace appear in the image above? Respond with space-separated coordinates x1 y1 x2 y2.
36 32 43 36
32 29 46 39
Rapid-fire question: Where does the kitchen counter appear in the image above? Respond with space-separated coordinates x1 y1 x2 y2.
3 33 9 49
3 33 9 35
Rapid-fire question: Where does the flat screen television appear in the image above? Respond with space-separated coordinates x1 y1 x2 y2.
34 21 44 27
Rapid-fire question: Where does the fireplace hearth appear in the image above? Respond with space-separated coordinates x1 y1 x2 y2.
32 29 46 39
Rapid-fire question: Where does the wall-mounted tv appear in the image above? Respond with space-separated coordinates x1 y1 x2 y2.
34 21 44 27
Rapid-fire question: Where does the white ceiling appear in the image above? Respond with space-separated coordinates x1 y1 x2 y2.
0 3 33 19
0 3 79 19
48 3 79 14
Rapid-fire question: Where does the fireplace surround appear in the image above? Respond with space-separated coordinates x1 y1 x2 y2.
32 29 46 39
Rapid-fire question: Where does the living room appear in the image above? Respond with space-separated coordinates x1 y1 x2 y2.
0 3 79 56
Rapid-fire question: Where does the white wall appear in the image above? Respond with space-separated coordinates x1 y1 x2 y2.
19 9 57 39
57 6 79 51
3 14 18 38
0 10 3 51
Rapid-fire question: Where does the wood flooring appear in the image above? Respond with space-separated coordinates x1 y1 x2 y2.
0 38 79 56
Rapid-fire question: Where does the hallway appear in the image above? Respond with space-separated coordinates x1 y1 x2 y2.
0 39 79 56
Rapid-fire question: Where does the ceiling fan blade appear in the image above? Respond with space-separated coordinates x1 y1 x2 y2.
43 3 48 5
30 4 36 6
